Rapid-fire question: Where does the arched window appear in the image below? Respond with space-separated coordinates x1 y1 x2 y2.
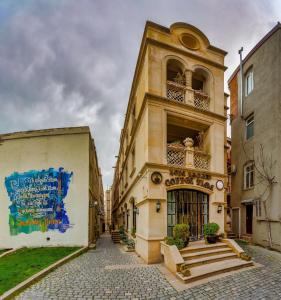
192 68 209 93
166 59 185 102
167 59 185 84
192 67 211 110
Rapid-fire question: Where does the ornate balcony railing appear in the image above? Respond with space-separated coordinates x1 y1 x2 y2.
166 81 210 111
166 81 185 103
167 144 185 167
194 151 210 170
167 143 210 170
193 90 210 111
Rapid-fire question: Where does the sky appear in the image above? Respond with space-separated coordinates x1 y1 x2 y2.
0 0 280 188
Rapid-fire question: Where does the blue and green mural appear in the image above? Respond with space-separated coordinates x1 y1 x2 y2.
5 168 73 236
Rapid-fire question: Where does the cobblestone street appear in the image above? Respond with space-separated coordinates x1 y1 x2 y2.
17 235 281 300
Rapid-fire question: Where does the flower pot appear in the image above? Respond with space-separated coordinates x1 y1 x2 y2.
206 235 217 244
184 237 190 247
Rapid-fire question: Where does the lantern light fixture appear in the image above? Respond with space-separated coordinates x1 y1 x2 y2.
217 204 223 214
156 200 161 213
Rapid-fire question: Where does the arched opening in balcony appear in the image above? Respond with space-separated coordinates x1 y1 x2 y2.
166 59 186 103
192 68 210 110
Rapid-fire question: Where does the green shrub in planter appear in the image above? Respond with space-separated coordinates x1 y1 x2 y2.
119 225 125 234
131 227 136 238
203 223 220 243
173 224 190 246
164 236 185 250
127 239 135 250
164 236 175 246
173 238 185 250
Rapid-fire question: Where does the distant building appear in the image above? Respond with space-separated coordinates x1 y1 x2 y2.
105 189 112 232
0 126 104 248
228 23 281 250
111 21 228 263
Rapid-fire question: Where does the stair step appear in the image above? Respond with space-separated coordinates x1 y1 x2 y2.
182 247 232 259
180 242 227 253
177 258 254 283
184 252 237 267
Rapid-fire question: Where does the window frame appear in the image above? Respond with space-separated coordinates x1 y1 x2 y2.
243 161 254 190
255 199 262 217
130 146 136 178
245 114 254 140
245 68 254 96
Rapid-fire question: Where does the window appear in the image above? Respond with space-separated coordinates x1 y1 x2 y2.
132 200 137 230
131 104 136 135
244 162 254 189
125 166 128 186
246 114 254 140
131 147 135 171
255 199 262 217
245 69 254 96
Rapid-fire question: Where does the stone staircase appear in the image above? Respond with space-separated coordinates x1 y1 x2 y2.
227 231 237 239
176 241 254 283
111 230 120 244
240 234 253 244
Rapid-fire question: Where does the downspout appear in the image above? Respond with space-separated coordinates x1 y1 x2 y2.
238 47 244 117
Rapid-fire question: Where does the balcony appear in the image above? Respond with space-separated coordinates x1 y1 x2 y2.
166 81 185 103
167 139 210 171
166 81 210 111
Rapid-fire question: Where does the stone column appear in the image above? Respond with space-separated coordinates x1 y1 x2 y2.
184 137 194 168
184 69 194 105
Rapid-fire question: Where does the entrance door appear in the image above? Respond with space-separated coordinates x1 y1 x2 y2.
246 205 253 234
167 189 209 241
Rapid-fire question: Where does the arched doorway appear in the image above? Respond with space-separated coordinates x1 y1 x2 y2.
167 189 209 241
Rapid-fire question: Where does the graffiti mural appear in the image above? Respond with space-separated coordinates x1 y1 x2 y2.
5 168 73 236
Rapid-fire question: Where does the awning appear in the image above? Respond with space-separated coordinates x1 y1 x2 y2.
241 199 254 205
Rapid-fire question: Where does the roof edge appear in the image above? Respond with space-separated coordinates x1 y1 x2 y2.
0 126 90 140
228 22 281 84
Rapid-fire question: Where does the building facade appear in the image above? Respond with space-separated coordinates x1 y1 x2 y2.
105 189 112 232
228 23 281 251
0 126 104 248
111 21 228 263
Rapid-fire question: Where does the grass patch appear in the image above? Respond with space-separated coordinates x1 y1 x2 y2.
0 247 80 295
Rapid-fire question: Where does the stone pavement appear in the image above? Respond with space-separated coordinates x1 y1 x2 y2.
16 235 281 299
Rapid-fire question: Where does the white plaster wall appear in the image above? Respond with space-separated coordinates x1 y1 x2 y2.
0 132 89 248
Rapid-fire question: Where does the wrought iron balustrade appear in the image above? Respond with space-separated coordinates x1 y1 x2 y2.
194 151 210 170
193 90 210 111
167 144 210 170
166 81 185 103
167 144 185 167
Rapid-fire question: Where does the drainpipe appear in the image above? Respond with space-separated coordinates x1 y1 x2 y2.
238 47 244 118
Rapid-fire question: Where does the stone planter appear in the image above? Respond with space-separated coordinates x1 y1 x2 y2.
206 235 217 244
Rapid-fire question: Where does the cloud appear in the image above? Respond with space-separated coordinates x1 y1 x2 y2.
0 0 279 187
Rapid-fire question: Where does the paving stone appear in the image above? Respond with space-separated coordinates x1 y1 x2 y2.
16 236 281 299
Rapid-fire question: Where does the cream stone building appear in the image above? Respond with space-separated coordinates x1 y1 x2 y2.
111 21 228 263
105 188 112 231
0 126 104 248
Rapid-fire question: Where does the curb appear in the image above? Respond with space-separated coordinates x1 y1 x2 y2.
0 248 18 259
0 246 88 300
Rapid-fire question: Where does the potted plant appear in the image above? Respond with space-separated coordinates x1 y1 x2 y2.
164 236 185 250
131 227 136 238
126 239 135 251
173 224 190 247
204 222 220 244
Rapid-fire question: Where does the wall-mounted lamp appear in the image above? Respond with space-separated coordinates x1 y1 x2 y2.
94 200 98 206
156 200 161 213
133 207 139 215
217 204 223 214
